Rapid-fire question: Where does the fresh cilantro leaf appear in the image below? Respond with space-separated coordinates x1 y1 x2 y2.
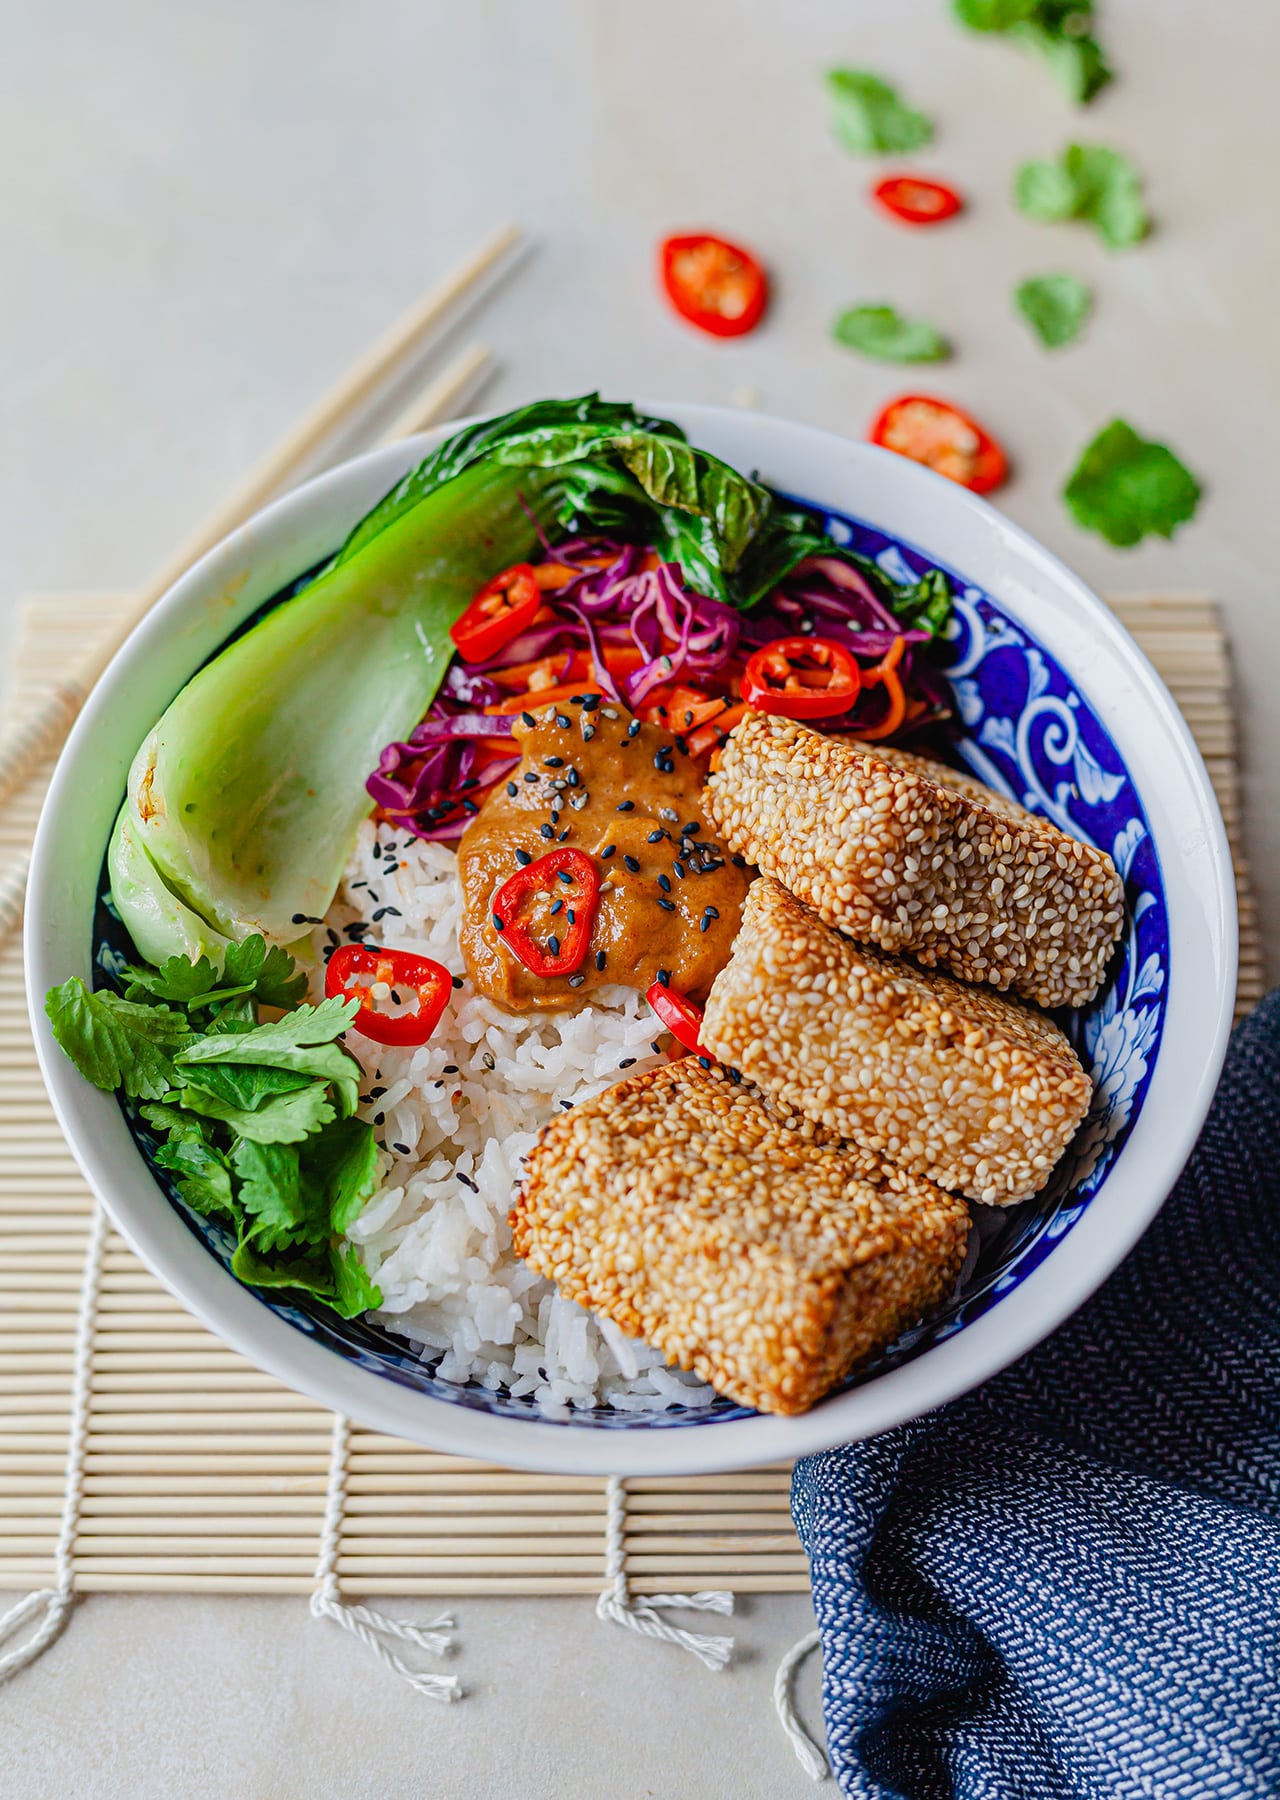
124 952 221 1006
229 1139 320 1249
954 0 1037 24
1063 420 1202 548
955 2 1112 105
1015 145 1148 249
204 995 260 1035
1014 273 1091 348
220 937 309 1010
330 1243 381 1319
303 1117 382 1235
179 1080 337 1144
45 979 193 1100
181 1061 317 1112
154 1132 237 1222
892 569 954 637
825 70 933 156
176 998 362 1115
832 305 949 363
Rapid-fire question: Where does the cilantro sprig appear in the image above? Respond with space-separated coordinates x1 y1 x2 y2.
832 305 950 364
1014 273 1092 348
47 938 382 1318
1062 419 1202 547
953 1 1112 106
825 70 933 156
1015 144 1149 250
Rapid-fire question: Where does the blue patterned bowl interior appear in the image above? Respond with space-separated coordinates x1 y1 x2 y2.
93 491 1166 1430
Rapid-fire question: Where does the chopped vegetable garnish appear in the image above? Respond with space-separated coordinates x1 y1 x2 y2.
449 563 542 664
953 0 1112 106
660 234 768 338
1014 273 1092 348
1063 420 1202 548
491 848 600 977
832 305 949 364
870 395 1008 493
1015 144 1148 249
324 945 453 1047
742 637 861 721
872 175 963 225
825 69 933 156
646 982 710 1057
45 936 382 1319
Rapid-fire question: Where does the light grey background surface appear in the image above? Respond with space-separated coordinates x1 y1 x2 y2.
3 2 1276 1795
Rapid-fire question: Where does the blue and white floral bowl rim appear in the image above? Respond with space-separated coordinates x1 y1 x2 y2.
26 404 1237 1477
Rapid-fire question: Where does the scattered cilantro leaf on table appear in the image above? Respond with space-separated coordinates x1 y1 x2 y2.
1015 273 1092 347
47 934 382 1315
1063 420 1202 547
833 305 949 363
1015 145 1149 249
825 70 933 155
953 1 1112 105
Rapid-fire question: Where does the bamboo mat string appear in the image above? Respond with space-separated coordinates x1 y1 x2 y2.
0 1202 104 1682
594 1475 735 1672
310 1413 459 1701
773 1628 830 1781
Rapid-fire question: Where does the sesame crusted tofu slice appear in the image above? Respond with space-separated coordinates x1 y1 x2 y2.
511 1059 970 1417
704 713 1125 1009
701 878 1093 1205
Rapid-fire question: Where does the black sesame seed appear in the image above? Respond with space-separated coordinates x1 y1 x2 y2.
547 936 561 957
442 1066 458 1075
582 695 600 711
651 1041 663 1054
697 1056 713 1070
558 828 570 841
558 869 574 884
391 990 402 1004
393 1142 411 1156
619 1057 636 1069
567 908 576 924
567 768 580 788
674 737 689 756
544 755 564 768
656 968 671 987
374 1112 385 1125
595 950 607 971
582 724 596 741
567 973 586 989
647 829 665 844
291 912 324 925
657 874 671 892
368 1086 387 1099
683 822 701 836
492 913 505 931
540 823 554 839
371 905 401 921
521 711 536 728
617 800 635 813
569 695 588 705
672 861 685 879
600 845 617 860
460 799 479 815
515 848 532 866
660 808 678 823
556 713 571 729
699 915 712 932
460 776 481 792
456 1171 478 1191
704 905 720 919
452 975 464 989
623 854 641 873
657 897 676 912
559 1098 575 1108
482 1051 495 1070
523 771 539 784
549 898 563 916
627 719 642 738
731 854 749 869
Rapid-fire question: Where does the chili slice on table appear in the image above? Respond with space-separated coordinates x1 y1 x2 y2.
491 848 600 978
646 982 710 1057
870 395 1008 494
660 233 768 338
872 175 963 226
741 636 861 721
325 945 453 1047
449 563 542 664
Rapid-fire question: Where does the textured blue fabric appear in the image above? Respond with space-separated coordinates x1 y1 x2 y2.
792 989 1280 1800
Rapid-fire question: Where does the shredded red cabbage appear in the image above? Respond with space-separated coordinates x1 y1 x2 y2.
366 538 948 835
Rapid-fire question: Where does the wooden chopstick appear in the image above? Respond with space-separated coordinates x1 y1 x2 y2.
376 341 495 447
0 222 521 823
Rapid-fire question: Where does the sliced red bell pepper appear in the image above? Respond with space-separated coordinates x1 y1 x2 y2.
491 848 600 978
449 563 543 664
869 395 1008 494
659 233 768 338
741 636 861 721
646 982 710 1057
872 175 963 226
325 945 453 1047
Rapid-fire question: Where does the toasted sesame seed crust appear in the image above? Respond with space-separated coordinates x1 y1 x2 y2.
704 714 1125 1009
701 878 1093 1205
511 1058 970 1416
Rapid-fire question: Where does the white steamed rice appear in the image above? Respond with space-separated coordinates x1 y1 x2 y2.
319 820 717 1418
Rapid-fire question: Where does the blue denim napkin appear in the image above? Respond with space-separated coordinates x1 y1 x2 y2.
792 989 1280 1799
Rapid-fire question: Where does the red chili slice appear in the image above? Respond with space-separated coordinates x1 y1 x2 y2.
741 636 861 721
660 234 768 338
869 395 1008 494
325 945 453 1047
491 848 600 978
646 982 710 1057
449 564 542 664
873 175 963 226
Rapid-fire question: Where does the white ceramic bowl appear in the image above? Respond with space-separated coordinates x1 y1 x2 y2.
27 404 1237 1474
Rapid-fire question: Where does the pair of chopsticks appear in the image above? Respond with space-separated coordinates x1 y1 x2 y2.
0 222 523 940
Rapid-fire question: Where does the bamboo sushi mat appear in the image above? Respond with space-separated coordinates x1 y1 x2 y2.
0 591 1265 1602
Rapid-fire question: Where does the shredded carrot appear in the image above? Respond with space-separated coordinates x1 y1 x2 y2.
485 681 606 716
687 701 748 758
856 665 906 739
638 685 727 732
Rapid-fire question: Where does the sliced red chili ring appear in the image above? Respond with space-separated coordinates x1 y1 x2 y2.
491 848 600 978
741 636 861 721
660 233 768 338
872 175 963 226
325 945 453 1047
869 395 1008 494
449 563 543 664
646 982 710 1057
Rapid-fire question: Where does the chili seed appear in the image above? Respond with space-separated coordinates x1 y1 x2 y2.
623 855 641 873
515 848 532 866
